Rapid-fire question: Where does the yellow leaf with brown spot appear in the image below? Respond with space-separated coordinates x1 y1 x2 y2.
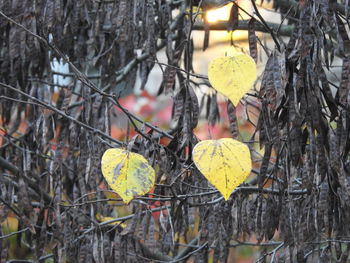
101 148 155 204
192 138 251 200
208 53 257 106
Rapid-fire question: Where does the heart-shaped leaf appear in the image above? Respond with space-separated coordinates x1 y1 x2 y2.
192 138 251 200
208 53 257 106
101 148 155 204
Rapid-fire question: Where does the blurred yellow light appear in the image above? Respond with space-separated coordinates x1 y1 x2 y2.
206 3 233 23
204 2 252 41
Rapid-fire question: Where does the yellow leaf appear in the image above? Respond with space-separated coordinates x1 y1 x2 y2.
208 53 257 106
192 138 251 200
101 148 155 204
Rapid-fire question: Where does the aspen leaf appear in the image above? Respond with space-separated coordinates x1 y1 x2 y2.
192 138 251 200
101 148 155 204
208 53 257 106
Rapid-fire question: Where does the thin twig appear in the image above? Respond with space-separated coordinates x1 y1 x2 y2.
0 227 29 240
250 0 280 51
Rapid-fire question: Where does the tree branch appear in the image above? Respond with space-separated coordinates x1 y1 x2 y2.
193 19 294 36
0 156 20 174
